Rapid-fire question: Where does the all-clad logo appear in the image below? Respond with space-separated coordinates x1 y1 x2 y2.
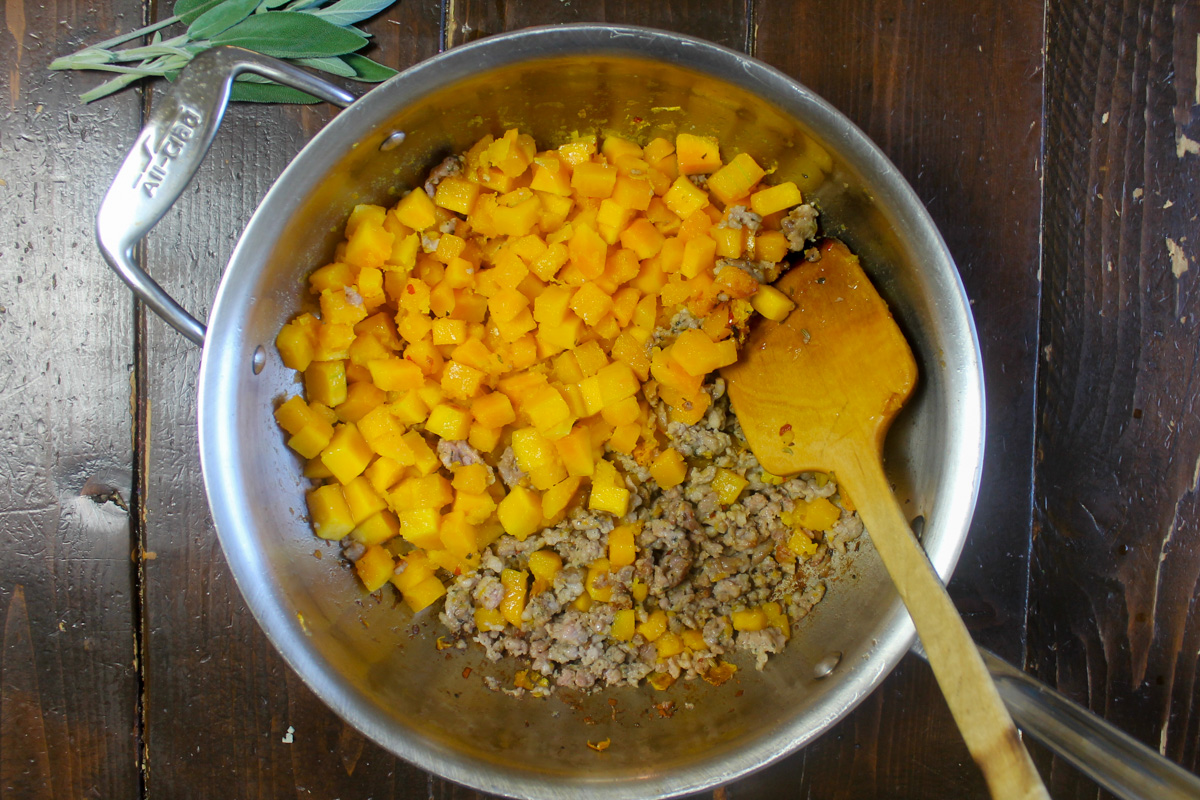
135 105 202 197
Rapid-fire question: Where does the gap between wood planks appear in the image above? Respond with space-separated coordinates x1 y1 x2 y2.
130 2 154 794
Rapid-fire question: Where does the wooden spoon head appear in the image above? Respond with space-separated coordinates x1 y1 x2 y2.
721 239 918 477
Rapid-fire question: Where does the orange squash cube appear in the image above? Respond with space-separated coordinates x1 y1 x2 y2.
663 176 711 218
611 174 654 211
403 575 447 613
755 230 789 264
530 156 573 196
707 152 766 205
541 476 583 522
649 448 688 488
619 217 665 260
344 219 395 270
510 427 566 490
426 403 473 440
498 487 543 541
571 161 618 198
319 423 375 485
354 544 395 592
469 391 515 429
350 510 400 547
366 356 424 392
433 176 480 215
569 282 614 326
305 360 348 407
567 224 608 280
453 490 498 525
750 181 804 217
439 511 478 557
276 315 318 371
607 422 640 454
554 425 594 477
342 475 387 524
394 187 439 230
364 456 407 495
680 235 717 279
307 484 355 540
675 133 722 175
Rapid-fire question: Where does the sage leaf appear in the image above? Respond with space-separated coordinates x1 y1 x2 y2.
342 53 396 82
308 0 394 27
188 0 263 40
174 0 228 25
230 80 322 103
210 11 367 58
292 55 357 78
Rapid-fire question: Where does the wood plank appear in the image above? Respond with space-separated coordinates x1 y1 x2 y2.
0 1 143 797
445 0 749 50
136 3 445 797
1031 0 1200 794
751 0 1046 795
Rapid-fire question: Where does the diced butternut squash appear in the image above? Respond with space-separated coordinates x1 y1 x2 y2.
355 545 395 592
307 484 355 540
611 608 636 641
663 176 710 218
707 152 766 205
498 486 542 541
711 468 748 506
608 524 637 567
403 574 447 612
320 423 375 484
750 181 803 217
394 187 438 230
500 568 529 626
649 448 688 489
750 283 796 321
675 133 722 175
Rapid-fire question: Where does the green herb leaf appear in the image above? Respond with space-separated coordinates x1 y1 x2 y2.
210 11 367 57
342 52 396 82
308 0 393 27
291 55 357 78
229 79 322 103
80 72 148 103
175 0 228 25
188 0 263 40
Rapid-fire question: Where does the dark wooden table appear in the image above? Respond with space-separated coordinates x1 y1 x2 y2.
2 1 1198 797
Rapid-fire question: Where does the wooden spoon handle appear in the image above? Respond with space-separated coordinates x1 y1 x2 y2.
840 451 1050 800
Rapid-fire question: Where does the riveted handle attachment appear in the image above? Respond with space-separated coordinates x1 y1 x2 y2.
96 46 356 345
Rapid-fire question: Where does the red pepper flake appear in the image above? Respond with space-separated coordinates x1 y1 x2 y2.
406 284 416 294
778 423 795 445
654 700 677 718
587 738 611 752
462 667 472 679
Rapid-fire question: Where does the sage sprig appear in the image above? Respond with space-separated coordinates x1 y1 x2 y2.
50 0 399 103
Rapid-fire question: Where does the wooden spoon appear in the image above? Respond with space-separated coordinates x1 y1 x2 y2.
721 239 1048 800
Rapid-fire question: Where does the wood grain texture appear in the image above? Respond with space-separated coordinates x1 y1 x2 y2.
0 1 143 797
445 0 749 50
1031 0 1200 795
135 3 444 798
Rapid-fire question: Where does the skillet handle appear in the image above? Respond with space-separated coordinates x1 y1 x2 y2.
912 643 1200 800
980 648 1200 800
96 46 356 345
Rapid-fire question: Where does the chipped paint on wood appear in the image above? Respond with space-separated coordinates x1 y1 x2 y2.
1167 237 1189 278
